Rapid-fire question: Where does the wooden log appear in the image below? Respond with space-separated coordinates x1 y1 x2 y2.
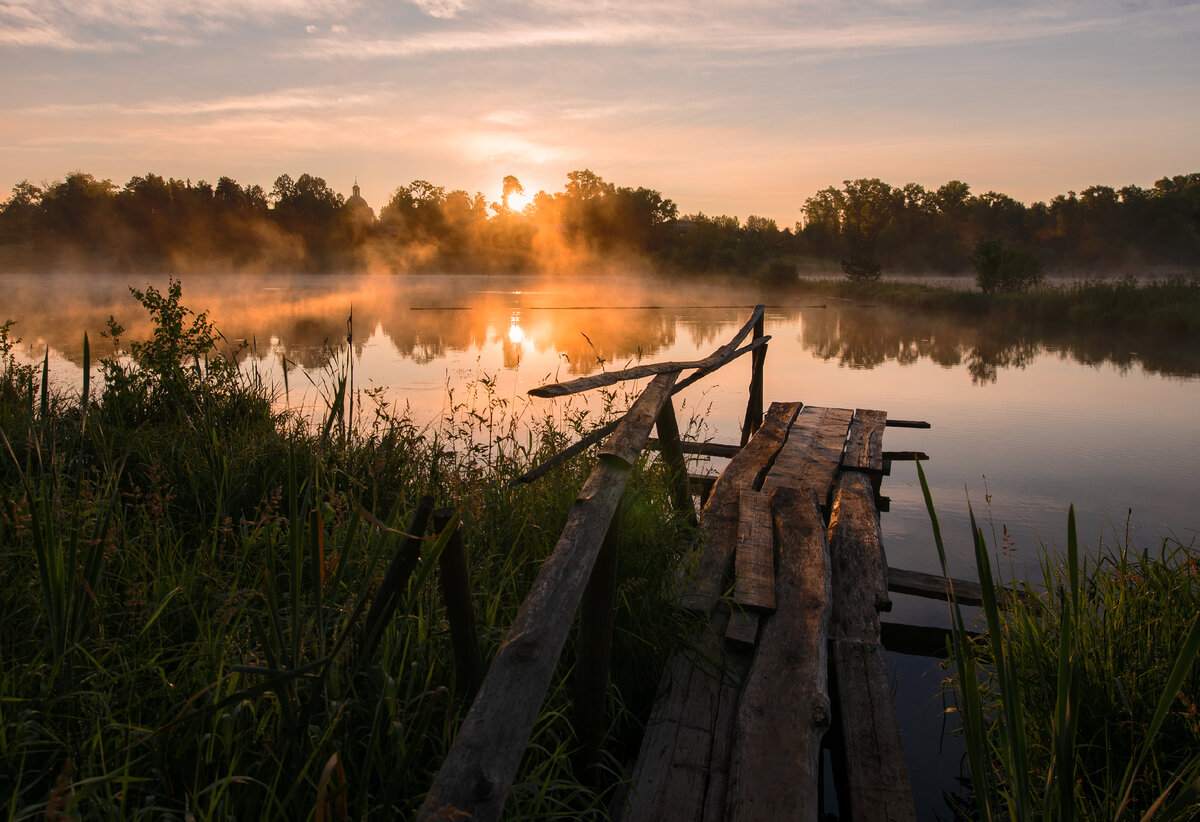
681 401 802 612
512 336 767 485
881 450 929 462
433 508 483 698
760 406 854 511
826 472 916 821
728 487 831 822
828 641 917 822
734 489 775 612
529 305 765 398
417 372 677 822
573 501 622 785
842 409 887 473
740 312 766 447
655 397 699 529
827 472 892 637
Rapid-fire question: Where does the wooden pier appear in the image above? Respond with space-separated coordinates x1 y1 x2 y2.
415 306 956 821
622 402 916 821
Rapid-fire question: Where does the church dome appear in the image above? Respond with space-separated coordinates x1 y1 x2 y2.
344 181 375 223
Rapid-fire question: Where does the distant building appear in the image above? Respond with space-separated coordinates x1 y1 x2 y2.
343 181 375 225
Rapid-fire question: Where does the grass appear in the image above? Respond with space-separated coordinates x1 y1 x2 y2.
919 461 1200 820
0 283 697 820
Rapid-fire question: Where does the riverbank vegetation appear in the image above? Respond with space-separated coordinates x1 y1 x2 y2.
1 169 1197 277
0 284 697 819
920 464 1200 819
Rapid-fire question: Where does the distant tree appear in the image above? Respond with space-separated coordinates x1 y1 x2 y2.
380 180 447 242
500 175 524 213
972 237 1044 294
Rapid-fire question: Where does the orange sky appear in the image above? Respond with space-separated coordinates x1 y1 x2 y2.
2 1 1199 225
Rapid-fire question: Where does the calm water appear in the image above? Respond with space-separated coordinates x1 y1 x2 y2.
9 270 1200 814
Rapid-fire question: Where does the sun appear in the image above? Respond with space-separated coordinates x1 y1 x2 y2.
505 190 532 212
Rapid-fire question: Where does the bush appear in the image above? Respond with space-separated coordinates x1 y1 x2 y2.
840 255 882 282
972 237 1045 294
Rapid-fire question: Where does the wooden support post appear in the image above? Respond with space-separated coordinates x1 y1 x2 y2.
433 508 483 698
359 495 436 664
573 499 622 785
655 397 699 529
740 312 767 447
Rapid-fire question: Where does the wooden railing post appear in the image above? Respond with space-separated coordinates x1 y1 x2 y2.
573 499 622 784
740 310 766 446
655 396 699 529
433 508 483 698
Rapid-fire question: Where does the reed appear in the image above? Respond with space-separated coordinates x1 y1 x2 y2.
918 461 1200 820
0 284 694 819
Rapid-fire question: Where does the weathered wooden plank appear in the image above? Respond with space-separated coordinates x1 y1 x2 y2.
702 649 752 822
828 472 892 639
727 487 831 822
417 373 677 822
843 409 888 473
681 401 802 612
760 406 853 510
734 489 775 612
886 567 986 607
724 609 759 647
826 470 916 821
621 633 730 822
529 305 766 398
829 641 918 822
884 418 931 429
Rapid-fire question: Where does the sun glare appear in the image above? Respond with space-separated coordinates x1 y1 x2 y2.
506 191 532 212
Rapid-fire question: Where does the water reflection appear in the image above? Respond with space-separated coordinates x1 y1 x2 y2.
5 272 1199 385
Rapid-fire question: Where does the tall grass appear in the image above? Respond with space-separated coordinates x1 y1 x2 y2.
918 461 1200 820
0 283 695 819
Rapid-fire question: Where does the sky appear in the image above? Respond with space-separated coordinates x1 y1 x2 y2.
2 0 1199 227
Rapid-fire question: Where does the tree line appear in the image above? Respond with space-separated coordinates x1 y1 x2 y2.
1 169 1197 276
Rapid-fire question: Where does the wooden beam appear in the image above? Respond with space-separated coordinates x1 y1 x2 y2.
417 372 677 822
740 311 766 446
529 305 766 398
728 487 831 821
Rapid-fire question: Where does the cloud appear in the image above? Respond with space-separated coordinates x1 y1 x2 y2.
410 0 466 19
